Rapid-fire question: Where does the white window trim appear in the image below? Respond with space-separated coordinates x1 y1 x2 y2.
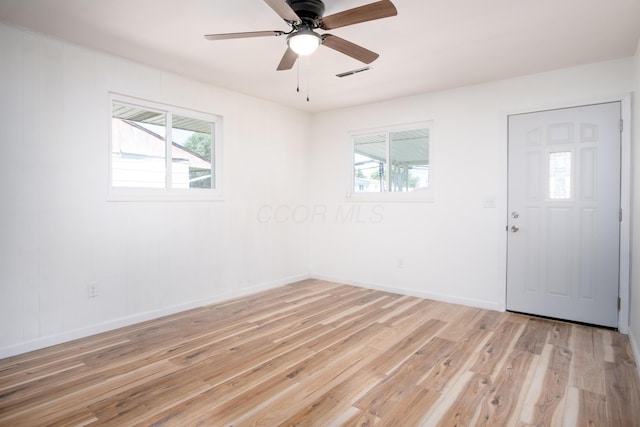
108 93 223 202
346 121 434 203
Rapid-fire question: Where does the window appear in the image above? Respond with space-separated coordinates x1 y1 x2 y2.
351 122 432 200
549 151 572 200
109 95 221 200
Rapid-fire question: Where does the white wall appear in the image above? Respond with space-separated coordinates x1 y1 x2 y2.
309 58 635 311
1 22 637 359
0 24 311 357
630 38 640 358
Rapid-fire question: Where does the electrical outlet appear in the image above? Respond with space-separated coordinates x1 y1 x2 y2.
87 282 99 298
397 258 404 269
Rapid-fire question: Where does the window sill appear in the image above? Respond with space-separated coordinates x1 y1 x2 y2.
345 191 434 203
107 189 224 202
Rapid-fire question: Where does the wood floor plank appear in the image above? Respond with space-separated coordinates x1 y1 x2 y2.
365 318 447 376
238 331 390 426
237 341 385 425
547 321 572 348
0 358 86 391
279 369 383 427
569 324 606 394
87 373 211 425
435 305 483 342
419 328 491 392
519 343 552 424
473 310 504 331
134 316 368 425
419 370 478 426
475 350 536 426
375 297 424 324
576 388 607 427
529 344 572 426
0 336 131 379
134 369 298 426
470 320 522 377
26 409 97 427
0 364 102 417
341 409 382 426
378 385 440 427
369 300 439 350
436 373 493 426
355 336 454 417
1 280 639 426
514 317 552 355
0 359 181 424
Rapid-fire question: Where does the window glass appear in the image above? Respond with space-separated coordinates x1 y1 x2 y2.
111 103 167 188
171 116 213 189
351 123 431 198
549 151 571 199
389 128 429 192
354 133 387 193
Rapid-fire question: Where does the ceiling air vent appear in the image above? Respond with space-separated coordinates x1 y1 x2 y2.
336 66 372 78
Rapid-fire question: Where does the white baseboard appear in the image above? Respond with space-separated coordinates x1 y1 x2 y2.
310 274 503 312
0 274 310 359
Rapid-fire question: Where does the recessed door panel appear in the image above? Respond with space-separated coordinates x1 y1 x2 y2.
546 207 571 297
579 208 596 300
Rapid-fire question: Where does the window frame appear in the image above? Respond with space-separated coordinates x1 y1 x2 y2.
108 93 223 202
347 121 434 202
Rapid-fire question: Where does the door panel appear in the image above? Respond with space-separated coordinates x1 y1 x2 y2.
507 102 621 327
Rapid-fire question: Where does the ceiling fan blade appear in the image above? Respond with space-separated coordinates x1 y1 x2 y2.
320 0 397 30
322 34 379 64
264 0 301 23
204 30 285 41
277 47 298 70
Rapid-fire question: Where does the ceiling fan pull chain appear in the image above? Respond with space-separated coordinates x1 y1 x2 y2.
296 60 300 93
306 57 311 102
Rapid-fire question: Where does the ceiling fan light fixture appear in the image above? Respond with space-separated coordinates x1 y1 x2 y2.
287 28 321 55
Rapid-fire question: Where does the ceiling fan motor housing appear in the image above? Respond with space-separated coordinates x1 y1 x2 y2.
287 0 325 25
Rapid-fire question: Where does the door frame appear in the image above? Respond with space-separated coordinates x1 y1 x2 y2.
501 94 631 333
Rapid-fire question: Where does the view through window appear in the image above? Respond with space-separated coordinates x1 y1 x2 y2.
110 96 219 197
353 125 430 195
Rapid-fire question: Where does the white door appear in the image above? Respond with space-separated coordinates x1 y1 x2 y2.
506 102 621 327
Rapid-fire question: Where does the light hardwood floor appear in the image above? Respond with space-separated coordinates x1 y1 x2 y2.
1 279 639 426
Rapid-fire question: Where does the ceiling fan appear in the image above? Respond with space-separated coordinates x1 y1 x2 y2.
204 0 398 71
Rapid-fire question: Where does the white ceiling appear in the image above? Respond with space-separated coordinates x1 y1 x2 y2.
1 0 639 112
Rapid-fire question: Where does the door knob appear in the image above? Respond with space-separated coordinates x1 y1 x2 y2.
511 225 519 232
